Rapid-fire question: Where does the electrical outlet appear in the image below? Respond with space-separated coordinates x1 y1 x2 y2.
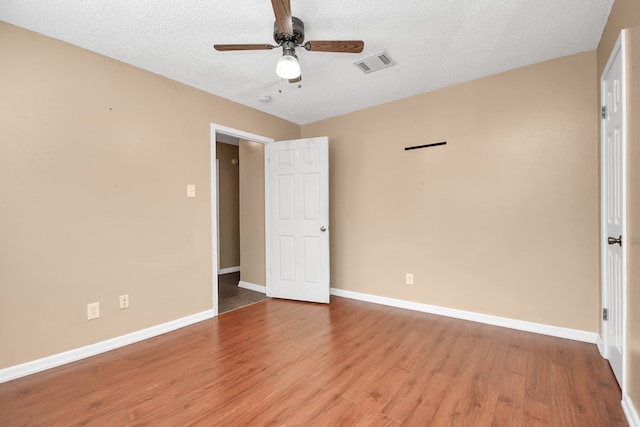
119 294 130 310
87 302 100 320
406 273 414 285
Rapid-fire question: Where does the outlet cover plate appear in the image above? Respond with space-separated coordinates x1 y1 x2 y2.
87 302 100 320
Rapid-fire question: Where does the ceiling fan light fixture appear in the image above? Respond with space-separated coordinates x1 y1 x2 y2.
276 50 301 79
214 4 364 84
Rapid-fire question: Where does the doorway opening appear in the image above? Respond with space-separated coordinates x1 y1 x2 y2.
211 124 273 315
216 135 264 313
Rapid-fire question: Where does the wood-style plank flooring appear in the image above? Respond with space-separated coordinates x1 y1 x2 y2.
0 297 626 426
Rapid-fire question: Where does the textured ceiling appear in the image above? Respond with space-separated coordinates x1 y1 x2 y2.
0 0 613 125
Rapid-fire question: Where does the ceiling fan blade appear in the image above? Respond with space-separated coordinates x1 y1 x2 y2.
289 75 302 83
271 0 293 35
304 40 364 53
214 44 276 51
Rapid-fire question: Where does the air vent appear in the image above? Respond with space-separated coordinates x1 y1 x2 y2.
354 52 395 74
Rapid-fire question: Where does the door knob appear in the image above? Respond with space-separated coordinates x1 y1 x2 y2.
320 226 327 232
607 235 622 246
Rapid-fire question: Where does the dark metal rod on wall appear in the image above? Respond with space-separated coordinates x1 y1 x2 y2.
404 141 447 151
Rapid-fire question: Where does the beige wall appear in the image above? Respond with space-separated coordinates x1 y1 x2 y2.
0 22 298 368
597 0 640 75
239 140 266 286
216 142 240 269
302 51 599 331
598 0 640 411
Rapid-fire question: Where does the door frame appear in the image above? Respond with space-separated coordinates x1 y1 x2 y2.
599 29 627 393
210 123 274 316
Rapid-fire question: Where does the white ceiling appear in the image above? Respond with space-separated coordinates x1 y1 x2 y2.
0 0 614 125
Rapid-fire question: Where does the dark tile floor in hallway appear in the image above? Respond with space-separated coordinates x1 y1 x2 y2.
218 272 267 314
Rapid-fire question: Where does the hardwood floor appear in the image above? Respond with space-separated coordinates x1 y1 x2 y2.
0 297 626 426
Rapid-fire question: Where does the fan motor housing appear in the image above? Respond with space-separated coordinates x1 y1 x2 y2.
274 16 305 45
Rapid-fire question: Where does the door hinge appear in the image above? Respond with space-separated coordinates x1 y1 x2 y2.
602 106 607 119
603 308 608 321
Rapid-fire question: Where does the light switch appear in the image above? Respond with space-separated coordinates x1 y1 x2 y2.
187 184 196 198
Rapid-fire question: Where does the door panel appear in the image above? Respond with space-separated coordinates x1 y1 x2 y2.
304 236 321 283
601 33 626 388
278 175 294 219
267 137 330 303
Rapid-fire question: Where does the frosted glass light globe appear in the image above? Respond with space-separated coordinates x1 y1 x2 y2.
276 54 301 79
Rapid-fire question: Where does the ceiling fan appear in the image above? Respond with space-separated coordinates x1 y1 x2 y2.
213 0 364 83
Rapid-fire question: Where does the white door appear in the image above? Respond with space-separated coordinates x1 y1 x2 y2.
266 137 330 303
601 31 626 388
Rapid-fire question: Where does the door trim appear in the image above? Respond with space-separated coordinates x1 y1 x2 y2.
599 29 627 393
210 124 274 316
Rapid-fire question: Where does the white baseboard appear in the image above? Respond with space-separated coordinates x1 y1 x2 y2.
330 288 598 344
238 281 266 293
0 309 215 384
623 394 640 427
596 334 604 356
219 266 240 275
